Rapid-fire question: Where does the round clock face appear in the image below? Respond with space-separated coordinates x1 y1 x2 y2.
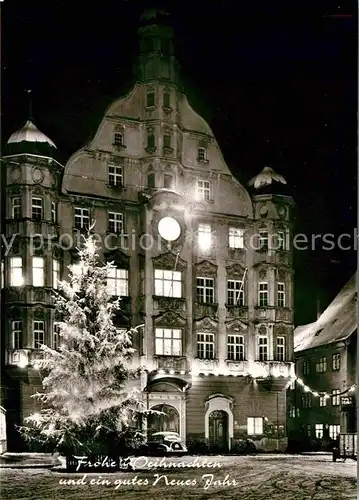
158 216 181 242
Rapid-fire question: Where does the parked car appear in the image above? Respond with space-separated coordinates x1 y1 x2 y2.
140 431 188 456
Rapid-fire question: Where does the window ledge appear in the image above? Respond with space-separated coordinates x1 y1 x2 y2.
112 143 127 150
226 359 247 363
106 183 124 190
145 146 157 154
197 158 209 164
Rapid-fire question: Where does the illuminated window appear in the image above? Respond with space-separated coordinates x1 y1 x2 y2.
258 282 268 307
33 321 45 349
155 328 182 356
53 323 60 350
1 261 4 289
108 212 124 234
316 357 327 373
71 263 83 292
331 389 340 406
107 268 128 296
10 257 23 287
332 353 340 371
196 277 214 303
227 280 244 306
319 396 327 407
258 336 268 361
53 260 60 289
197 147 207 163
11 321 22 349
32 198 43 220
154 269 181 298
74 207 90 229
229 227 244 249
277 283 285 307
51 202 57 223
32 257 44 287
227 335 244 361
276 337 285 361
247 417 263 435
329 424 340 440
197 180 211 200
197 333 214 359
303 360 310 375
198 223 212 250
12 197 21 219
315 424 323 439
146 92 155 107
108 165 123 187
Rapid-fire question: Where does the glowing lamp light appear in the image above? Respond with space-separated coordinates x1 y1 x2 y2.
158 217 181 242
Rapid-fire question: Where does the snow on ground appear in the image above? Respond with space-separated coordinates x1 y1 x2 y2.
0 454 356 500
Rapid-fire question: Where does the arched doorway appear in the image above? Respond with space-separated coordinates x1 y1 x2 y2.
147 404 180 437
209 410 229 451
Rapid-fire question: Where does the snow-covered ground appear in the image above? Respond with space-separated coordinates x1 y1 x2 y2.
0 454 356 499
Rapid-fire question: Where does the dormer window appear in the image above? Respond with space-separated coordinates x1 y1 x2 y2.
114 132 123 147
146 91 155 107
197 147 208 163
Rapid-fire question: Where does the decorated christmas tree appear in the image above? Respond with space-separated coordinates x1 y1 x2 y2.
19 235 147 456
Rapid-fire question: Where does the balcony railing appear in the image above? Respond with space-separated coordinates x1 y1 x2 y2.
154 356 187 373
225 305 248 321
153 296 186 314
194 302 218 319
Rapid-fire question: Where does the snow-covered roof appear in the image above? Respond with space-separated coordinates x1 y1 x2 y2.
248 166 287 190
294 272 357 352
7 120 56 148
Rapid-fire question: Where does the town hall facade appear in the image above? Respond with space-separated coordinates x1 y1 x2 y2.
1 10 295 452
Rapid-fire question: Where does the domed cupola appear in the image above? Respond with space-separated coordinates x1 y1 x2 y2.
248 166 289 195
6 120 57 157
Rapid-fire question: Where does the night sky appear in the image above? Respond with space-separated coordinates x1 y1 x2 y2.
2 1 357 325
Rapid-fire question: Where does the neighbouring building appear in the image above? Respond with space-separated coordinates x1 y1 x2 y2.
287 273 357 451
1 9 295 452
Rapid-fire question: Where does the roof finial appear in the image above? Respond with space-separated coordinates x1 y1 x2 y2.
25 88 33 121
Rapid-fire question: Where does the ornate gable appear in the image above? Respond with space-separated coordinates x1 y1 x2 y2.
226 263 245 279
194 316 218 332
152 252 187 271
195 260 217 277
154 311 186 327
225 318 248 332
